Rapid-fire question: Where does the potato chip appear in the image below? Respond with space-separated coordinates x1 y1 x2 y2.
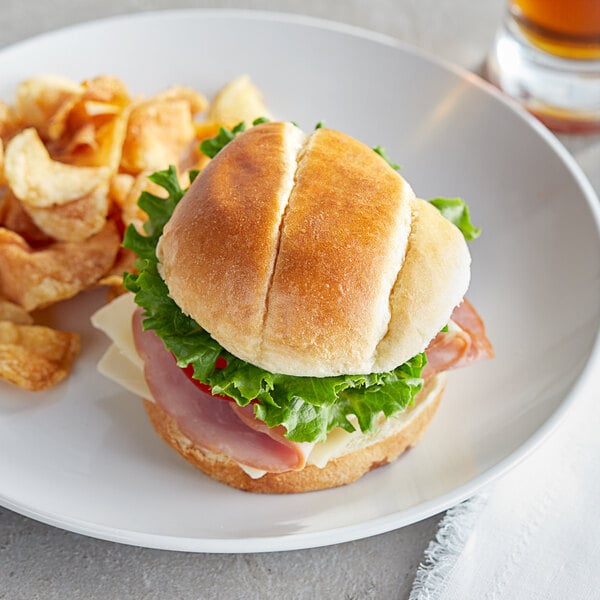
194 120 224 140
81 75 130 107
109 172 135 206
5 128 110 208
0 321 80 390
98 246 138 300
102 175 140 299
81 101 121 117
0 220 120 311
15 75 83 142
56 122 96 154
0 186 6 222
179 137 210 174
55 77 132 172
0 186 52 245
62 104 131 172
208 75 273 127
151 85 208 115
23 181 109 242
120 98 196 174
0 298 33 325
0 101 22 142
61 76 129 144
110 171 165 232
0 139 4 186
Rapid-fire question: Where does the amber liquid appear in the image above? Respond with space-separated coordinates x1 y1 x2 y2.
511 0 600 59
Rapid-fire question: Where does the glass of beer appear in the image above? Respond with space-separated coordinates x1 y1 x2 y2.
487 0 600 132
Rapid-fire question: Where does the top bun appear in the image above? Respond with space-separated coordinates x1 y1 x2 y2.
156 122 470 377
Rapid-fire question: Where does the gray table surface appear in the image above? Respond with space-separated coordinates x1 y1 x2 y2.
1 1 598 599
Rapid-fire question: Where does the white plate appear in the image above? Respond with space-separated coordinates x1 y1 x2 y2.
0 10 599 553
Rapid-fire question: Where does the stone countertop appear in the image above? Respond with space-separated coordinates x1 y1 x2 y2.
1 2 597 599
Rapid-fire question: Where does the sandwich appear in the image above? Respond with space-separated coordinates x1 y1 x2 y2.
92 121 493 493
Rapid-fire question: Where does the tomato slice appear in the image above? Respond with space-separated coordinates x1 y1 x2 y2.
180 356 258 405
180 357 233 401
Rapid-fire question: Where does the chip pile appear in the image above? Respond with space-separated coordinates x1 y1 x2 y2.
0 74 272 390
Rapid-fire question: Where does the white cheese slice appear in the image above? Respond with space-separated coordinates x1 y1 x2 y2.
308 427 353 468
98 343 152 400
237 465 268 479
91 293 144 368
92 293 153 400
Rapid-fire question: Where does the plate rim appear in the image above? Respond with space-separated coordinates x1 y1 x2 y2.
1 7 599 553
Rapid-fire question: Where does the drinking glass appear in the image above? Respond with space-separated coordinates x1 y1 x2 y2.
487 0 600 132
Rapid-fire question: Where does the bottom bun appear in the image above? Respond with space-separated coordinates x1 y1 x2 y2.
143 374 446 493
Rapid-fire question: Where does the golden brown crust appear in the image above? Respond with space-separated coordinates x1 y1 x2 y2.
261 128 413 376
156 121 305 362
142 376 444 494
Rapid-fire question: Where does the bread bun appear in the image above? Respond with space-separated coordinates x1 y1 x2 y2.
143 374 445 493
157 121 470 376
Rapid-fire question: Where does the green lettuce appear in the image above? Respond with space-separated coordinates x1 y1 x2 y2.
428 197 482 241
199 122 246 159
123 166 425 443
199 118 270 159
373 146 401 171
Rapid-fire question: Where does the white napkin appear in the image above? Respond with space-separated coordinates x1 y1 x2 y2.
409 350 600 600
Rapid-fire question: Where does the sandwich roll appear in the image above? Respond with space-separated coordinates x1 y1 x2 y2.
156 122 471 377
94 120 493 494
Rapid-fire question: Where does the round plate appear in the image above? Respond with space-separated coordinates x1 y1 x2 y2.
0 10 599 553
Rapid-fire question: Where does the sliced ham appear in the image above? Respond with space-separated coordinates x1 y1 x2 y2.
231 404 314 466
423 329 471 376
450 298 495 362
423 298 494 377
132 310 310 472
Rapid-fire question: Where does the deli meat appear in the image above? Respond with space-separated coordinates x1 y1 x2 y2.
230 403 314 464
450 298 494 362
132 310 312 472
424 298 494 377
